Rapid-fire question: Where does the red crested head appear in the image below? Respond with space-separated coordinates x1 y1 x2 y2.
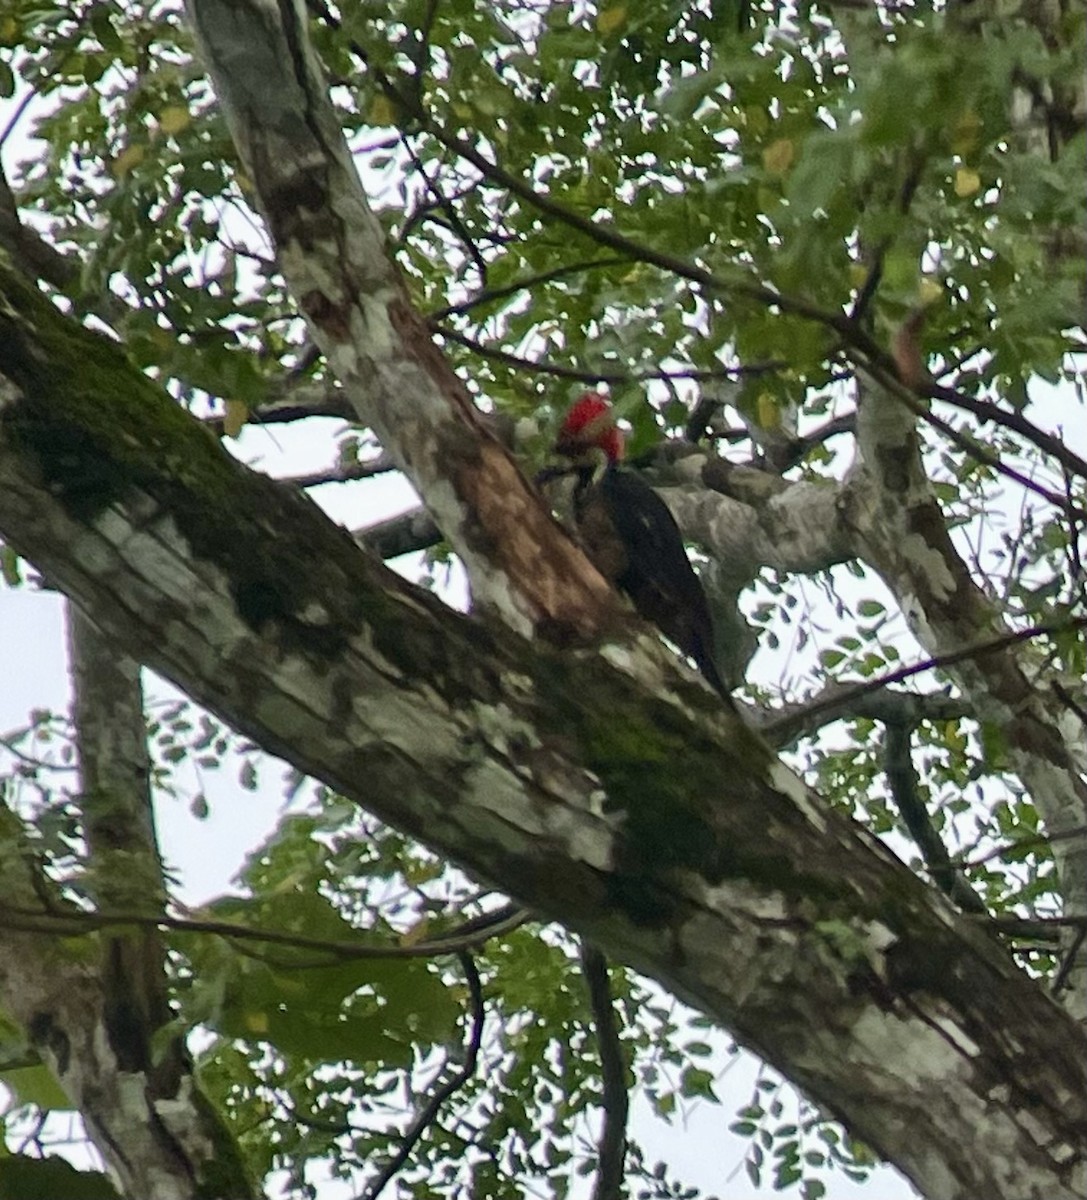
555 392 625 463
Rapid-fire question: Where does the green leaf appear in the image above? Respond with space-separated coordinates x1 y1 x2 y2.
0 546 21 587
0 1154 120 1200
0 1063 71 1112
679 1065 719 1101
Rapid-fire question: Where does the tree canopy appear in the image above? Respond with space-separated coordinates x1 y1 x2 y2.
0 2 1084 1199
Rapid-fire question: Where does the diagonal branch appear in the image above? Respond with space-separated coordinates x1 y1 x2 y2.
187 0 620 640
358 951 485 1200
882 718 987 915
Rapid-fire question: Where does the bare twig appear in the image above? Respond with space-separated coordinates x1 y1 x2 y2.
0 899 529 964
400 137 489 283
957 823 1087 870
359 950 485 1200
427 257 628 322
925 382 1087 485
866 362 1087 520
761 616 1087 742
0 89 37 149
437 325 779 386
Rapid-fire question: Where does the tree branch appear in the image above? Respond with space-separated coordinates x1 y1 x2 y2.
882 718 987 915
358 951 484 1200
579 943 629 1200
436 325 776 386
0 899 529 964
1 260 1085 1199
187 0 619 640
67 606 181 1077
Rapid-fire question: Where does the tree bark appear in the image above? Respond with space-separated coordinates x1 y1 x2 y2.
0 260 1084 1200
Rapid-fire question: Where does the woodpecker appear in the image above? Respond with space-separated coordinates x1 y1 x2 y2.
552 393 727 697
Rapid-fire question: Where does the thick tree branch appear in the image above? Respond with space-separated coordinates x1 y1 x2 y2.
280 451 397 489
0 784 254 1199
850 376 1087 1014
0 263 1085 1200
356 507 443 560
186 0 619 641
67 606 176 1073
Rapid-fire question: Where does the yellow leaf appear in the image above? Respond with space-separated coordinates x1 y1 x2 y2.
848 263 869 289
597 5 627 34
158 105 191 135
223 399 248 439
950 110 981 157
917 277 943 307
755 392 780 430
244 1010 269 1035
368 93 397 127
954 167 980 198
0 15 19 43
111 143 145 179
762 138 795 177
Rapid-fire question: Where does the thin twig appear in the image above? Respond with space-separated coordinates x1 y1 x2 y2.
436 325 779 385
426 257 628 322
0 89 37 149
957 823 1087 869
303 0 892 369
865 363 1087 520
359 950 485 1200
848 150 927 324
762 616 1087 741
0 899 529 963
925 381 1087 485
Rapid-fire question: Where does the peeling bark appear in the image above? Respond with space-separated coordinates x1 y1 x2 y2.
184 0 619 642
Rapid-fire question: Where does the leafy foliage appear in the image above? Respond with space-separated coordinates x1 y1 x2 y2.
0 0 1084 1197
